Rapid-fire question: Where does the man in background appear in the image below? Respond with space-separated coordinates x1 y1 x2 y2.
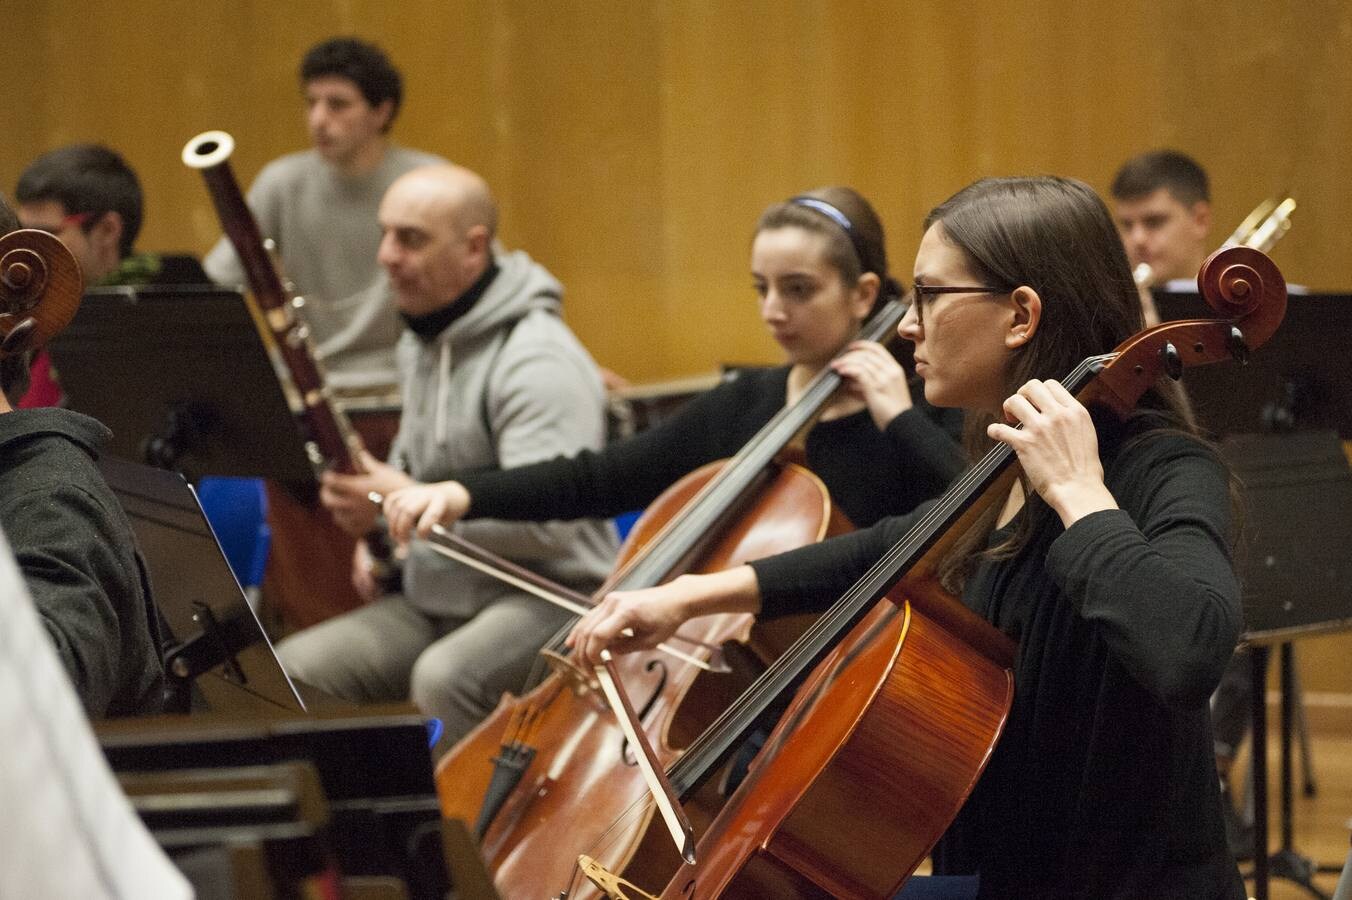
1111 148 1213 289
1114 148 1255 859
204 36 446 392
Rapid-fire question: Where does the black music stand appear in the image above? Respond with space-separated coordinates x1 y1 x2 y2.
99 455 308 715
1158 291 1352 900
100 713 452 900
46 285 316 486
1224 431 1352 900
1155 290 1352 440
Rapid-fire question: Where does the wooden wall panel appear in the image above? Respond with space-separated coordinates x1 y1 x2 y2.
3 1 1351 692
5 1 1350 378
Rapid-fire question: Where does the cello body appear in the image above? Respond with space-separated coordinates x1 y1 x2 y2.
650 595 1011 899
436 458 849 896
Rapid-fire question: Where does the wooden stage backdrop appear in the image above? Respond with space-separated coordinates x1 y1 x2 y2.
3 0 1351 707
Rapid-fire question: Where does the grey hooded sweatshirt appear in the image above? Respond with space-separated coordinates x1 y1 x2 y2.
389 249 617 618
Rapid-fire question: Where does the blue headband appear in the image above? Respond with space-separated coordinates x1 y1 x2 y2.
788 195 870 273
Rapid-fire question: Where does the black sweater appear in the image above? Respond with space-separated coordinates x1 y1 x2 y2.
0 409 165 718
750 423 1246 898
459 366 965 529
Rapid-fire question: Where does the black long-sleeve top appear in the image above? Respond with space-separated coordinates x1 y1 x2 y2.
0 409 165 718
750 418 1246 898
460 366 965 529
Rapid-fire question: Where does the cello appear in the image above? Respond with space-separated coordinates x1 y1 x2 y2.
574 245 1286 898
434 299 924 895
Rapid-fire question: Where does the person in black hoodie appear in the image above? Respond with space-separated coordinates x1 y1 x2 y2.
0 194 164 717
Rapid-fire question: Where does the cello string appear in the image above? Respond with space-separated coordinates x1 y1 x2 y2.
564 782 664 897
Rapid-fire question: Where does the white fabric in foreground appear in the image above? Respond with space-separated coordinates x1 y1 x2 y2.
0 526 192 900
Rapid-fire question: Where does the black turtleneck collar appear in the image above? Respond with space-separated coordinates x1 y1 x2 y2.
400 259 500 341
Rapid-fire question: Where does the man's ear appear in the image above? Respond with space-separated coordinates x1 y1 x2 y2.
1190 199 1212 237
374 99 396 133
1006 285 1042 349
465 224 491 257
89 210 123 254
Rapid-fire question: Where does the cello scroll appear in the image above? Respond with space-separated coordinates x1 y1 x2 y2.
1092 245 1286 417
0 229 82 357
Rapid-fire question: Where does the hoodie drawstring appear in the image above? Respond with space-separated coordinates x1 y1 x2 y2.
435 340 452 444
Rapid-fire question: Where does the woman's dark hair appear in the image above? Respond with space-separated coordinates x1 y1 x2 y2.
756 186 902 315
924 176 1201 588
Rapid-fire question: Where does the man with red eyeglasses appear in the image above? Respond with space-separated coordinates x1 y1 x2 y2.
14 144 209 406
16 144 208 290
16 146 135 287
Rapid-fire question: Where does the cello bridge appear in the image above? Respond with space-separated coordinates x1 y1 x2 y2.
541 649 601 698
577 855 659 900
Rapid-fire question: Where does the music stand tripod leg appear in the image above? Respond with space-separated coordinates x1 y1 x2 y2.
1264 642 1333 899
1252 643 1271 899
1290 655 1318 796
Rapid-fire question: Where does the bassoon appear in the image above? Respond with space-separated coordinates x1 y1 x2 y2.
182 129 399 592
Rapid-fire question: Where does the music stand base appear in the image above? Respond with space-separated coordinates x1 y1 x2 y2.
1266 848 1332 900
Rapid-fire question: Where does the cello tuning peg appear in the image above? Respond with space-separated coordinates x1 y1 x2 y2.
1160 341 1183 381
1226 326 1250 365
0 316 37 356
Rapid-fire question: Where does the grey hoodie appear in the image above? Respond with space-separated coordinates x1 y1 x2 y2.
390 249 617 618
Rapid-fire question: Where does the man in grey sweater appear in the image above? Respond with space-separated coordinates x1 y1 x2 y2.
204 37 445 391
276 164 617 751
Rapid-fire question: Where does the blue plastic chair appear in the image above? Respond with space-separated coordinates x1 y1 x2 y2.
196 476 272 592
613 510 642 541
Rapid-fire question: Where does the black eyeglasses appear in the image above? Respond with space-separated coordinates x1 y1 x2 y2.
910 283 1008 325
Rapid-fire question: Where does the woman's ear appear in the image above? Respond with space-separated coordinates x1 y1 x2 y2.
1006 285 1042 348
852 271 881 320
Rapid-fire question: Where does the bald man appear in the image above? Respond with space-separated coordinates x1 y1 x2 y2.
276 165 617 749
